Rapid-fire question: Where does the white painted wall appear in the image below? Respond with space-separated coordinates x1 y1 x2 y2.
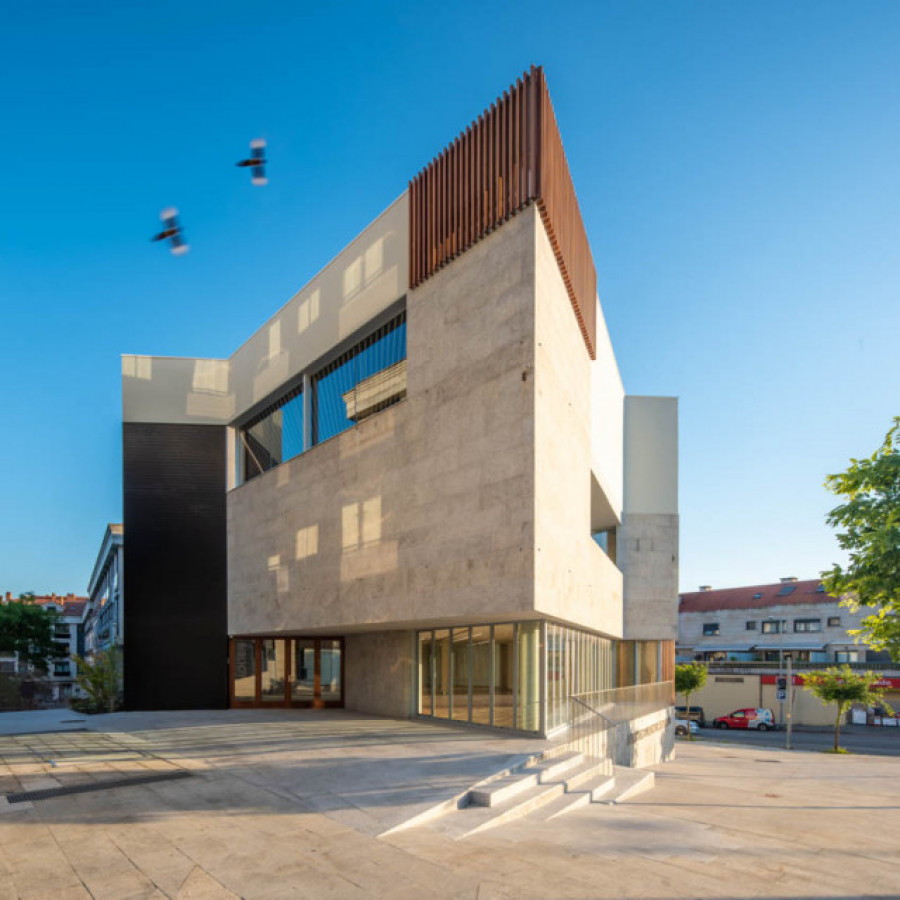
533 212 623 637
623 396 678 516
590 300 624 525
123 194 409 425
619 395 679 641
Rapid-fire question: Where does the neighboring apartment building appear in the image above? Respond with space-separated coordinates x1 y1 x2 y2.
121 67 679 733
1 592 87 701
678 577 884 664
84 524 124 660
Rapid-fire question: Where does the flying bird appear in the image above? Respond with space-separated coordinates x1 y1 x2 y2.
151 207 189 255
236 138 268 185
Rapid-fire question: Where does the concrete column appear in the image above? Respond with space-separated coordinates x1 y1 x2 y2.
302 373 312 450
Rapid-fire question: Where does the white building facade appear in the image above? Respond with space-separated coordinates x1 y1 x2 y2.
678 577 881 664
84 524 125 659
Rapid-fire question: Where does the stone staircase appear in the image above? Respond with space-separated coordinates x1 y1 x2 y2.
426 746 655 840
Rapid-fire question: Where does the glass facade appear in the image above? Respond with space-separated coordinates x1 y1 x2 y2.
242 388 304 481
417 623 669 734
313 316 406 444
239 311 406 484
230 637 343 707
546 623 614 732
417 623 542 732
233 639 256 702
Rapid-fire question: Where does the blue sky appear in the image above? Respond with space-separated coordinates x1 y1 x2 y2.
1 1 897 596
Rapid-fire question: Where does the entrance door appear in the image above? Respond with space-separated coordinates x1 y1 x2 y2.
229 637 343 708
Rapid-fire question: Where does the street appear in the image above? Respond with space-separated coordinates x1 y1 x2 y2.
683 723 900 756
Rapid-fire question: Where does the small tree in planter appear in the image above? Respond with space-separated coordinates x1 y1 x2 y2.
803 665 891 752
675 662 707 740
72 649 121 714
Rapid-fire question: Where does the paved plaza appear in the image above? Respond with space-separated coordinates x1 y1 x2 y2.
0 709 898 898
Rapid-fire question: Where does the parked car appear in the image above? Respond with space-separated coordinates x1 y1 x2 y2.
713 708 776 731
673 718 699 737
674 705 707 727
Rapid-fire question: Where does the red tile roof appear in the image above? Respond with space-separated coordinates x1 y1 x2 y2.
29 594 88 618
679 579 836 613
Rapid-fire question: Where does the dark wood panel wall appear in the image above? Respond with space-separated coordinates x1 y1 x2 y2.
408 65 597 359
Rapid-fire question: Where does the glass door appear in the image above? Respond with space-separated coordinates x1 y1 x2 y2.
260 639 288 703
292 639 316 704
230 637 343 708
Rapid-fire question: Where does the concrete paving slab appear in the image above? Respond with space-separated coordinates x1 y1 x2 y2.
1 709 899 898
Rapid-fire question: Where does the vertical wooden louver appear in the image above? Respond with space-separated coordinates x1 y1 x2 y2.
408 66 597 359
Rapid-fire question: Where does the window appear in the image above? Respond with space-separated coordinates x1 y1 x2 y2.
241 386 304 482
793 619 821 633
762 620 781 634
702 623 720 636
777 585 795 596
745 621 756 631
313 313 406 444
238 310 407 484
835 650 859 663
828 616 841 627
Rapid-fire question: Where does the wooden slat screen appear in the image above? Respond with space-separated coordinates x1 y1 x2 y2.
409 65 597 359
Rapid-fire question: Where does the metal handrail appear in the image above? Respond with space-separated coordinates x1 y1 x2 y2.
566 681 674 772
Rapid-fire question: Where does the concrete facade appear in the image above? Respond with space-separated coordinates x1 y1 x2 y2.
120 73 679 734
619 397 679 642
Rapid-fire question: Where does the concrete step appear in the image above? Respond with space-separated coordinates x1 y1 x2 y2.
469 770 540 808
602 766 655 804
535 771 617 821
469 751 586 807
533 751 584 784
439 779 568 840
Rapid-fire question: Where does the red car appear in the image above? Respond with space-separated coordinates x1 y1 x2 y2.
712 708 776 731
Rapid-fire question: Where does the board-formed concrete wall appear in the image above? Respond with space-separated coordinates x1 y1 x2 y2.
227 207 538 635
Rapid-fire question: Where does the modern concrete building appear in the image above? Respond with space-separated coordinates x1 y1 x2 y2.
84 524 124 660
121 67 679 732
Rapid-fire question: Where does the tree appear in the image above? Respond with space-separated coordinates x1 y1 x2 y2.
803 665 891 752
674 662 707 740
72 650 121 713
0 599 57 670
822 416 900 660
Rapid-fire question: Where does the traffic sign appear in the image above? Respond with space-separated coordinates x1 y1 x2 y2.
776 688 786 701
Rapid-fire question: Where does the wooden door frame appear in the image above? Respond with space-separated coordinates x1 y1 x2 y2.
228 636 345 709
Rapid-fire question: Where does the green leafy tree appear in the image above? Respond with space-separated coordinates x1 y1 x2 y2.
674 662 707 740
72 650 121 713
823 416 900 659
803 665 891 752
0 599 57 670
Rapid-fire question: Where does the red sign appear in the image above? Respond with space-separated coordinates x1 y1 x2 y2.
760 674 900 689
761 674 806 685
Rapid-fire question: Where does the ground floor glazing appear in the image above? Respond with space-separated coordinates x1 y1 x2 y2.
228 627 674 733
230 637 344 708
417 621 674 734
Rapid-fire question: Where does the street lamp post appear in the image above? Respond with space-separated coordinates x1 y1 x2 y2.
764 616 786 726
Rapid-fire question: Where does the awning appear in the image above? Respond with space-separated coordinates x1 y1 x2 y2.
696 644 756 653
753 642 827 652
